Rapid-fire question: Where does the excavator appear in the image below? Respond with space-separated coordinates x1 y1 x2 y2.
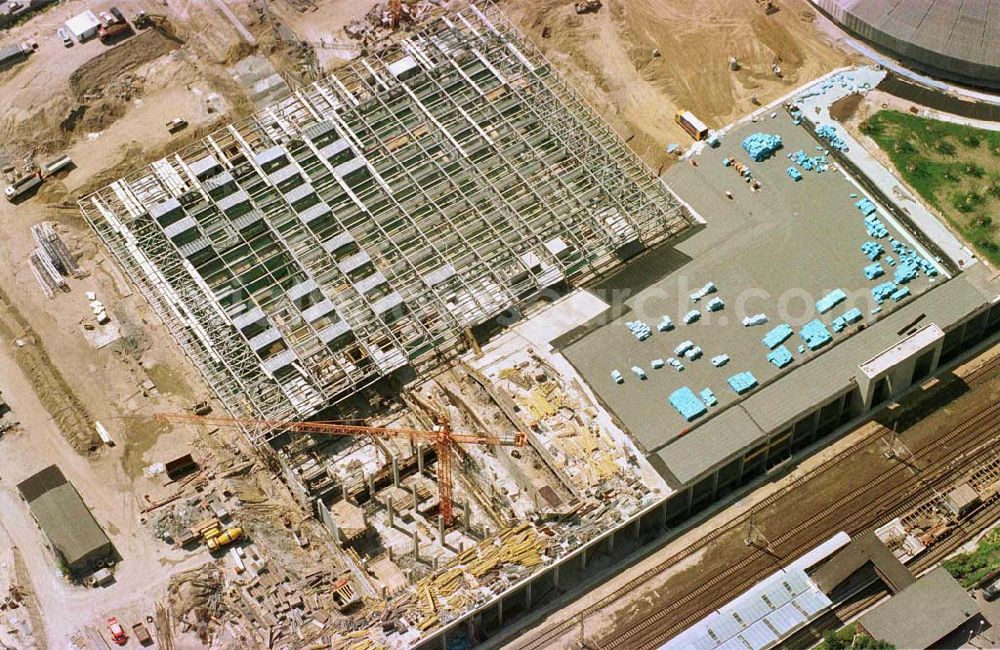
133 10 167 30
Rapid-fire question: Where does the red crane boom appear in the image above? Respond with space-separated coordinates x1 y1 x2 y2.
155 412 526 527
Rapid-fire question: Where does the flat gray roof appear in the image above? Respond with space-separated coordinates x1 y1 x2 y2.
17 465 112 572
654 274 987 485
561 113 937 456
858 567 978 649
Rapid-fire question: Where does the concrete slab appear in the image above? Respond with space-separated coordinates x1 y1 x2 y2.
560 110 935 452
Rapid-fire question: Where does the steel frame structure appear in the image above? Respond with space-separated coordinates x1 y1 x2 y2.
79 4 693 446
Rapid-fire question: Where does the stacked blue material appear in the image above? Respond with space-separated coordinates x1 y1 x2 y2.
684 346 703 361
816 123 848 151
855 198 877 216
842 307 863 325
890 238 939 279
832 307 863 332
787 167 803 181
894 261 918 284
690 282 717 302
625 320 652 341
742 133 783 161
872 281 897 302
788 149 829 172
767 345 793 368
816 289 847 314
886 256 896 266
700 388 718 407
728 371 759 395
891 286 911 302
861 241 884 261
863 263 885 280
674 340 694 357
762 323 793 349
864 214 889 238
800 319 832 350
669 387 707 421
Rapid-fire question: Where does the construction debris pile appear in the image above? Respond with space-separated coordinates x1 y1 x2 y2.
29 221 86 298
480 348 656 506
345 0 439 46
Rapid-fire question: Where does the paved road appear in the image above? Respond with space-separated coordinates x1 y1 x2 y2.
790 66 977 271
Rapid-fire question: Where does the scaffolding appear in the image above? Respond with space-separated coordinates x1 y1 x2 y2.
79 4 694 446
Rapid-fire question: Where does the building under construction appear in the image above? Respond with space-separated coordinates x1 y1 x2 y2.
78 5 692 445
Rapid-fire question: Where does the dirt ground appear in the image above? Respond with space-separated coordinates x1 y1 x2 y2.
0 0 318 646
502 0 856 166
0 0 862 645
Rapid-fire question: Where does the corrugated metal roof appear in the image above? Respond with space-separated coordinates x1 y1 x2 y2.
663 568 831 650
739 620 777 650
817 0 1000 87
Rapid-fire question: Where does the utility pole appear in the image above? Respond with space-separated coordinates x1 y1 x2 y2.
744 515 770 550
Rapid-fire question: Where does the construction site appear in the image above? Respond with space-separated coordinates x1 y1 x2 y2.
2 0 1000 649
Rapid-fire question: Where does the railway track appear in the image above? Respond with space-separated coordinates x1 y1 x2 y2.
515 353 1000 650
609 403 1000 649
787 471 1000 648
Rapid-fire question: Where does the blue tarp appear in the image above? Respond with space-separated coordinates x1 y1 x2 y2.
767 345 793 368
728 371 759 395
816 289 846 314
800 319 832 351
863 262 885 280
669 387 707 421
742 133 783 161
762 323 793 349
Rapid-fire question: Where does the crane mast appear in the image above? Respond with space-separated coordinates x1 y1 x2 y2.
155 412 526 527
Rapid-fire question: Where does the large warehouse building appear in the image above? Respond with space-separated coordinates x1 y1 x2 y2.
811 0 1000 90
17 465 113 576
79 6 693 446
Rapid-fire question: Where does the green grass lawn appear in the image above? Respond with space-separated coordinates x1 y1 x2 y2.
860 110 1000 266
943 526 1000 588
818 623 894 650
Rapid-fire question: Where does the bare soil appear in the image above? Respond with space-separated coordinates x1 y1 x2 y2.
502 0 855 167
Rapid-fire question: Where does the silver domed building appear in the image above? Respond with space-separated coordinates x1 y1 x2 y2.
812 0 1000 90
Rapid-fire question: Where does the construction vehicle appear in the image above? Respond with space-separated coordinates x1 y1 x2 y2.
5 153 73 203
107 617 127 645
99 20 131 43
757 0 778 14
155 412 528 527
4 172 41 202
41 154 71 176
133 11 166 30
386 0 402 28
675 110 709 141
131 622 152 646
575 0 602 14
166 117 188 134
206 526 243 551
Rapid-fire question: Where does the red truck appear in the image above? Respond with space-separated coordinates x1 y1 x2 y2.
107 617 127 645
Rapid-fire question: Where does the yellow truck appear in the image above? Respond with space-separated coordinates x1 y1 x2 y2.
206 526 243 551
